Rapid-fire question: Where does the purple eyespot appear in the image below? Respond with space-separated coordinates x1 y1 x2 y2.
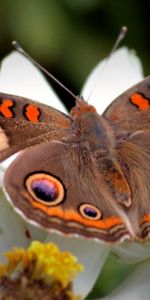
83 206 98 218
31 179 58 202
25 173 65 206
79 203 102 220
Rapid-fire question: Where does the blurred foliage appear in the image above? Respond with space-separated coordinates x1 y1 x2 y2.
88 253 138 298
0 0 149 298
0 0 149 109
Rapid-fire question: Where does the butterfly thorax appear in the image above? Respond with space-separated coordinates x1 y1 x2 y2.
68 99 132 210
70 97 97 119
70 97 115 151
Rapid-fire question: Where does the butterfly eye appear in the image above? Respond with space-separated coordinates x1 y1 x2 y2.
25 173 65 206
79 204 102 220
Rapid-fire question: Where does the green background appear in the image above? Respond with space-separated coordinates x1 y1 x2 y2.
0 0 149 298
0 0 149 110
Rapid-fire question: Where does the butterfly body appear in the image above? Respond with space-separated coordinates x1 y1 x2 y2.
1 76 150 243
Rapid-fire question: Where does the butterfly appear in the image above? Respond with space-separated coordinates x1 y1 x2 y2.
0 50 150 244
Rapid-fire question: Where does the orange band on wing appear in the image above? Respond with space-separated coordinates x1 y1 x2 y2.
0 99 14 118
130 93 150 111
32 200 122 230
24 104 40 122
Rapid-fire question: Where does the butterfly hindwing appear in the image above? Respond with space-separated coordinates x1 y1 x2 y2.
117 130 150 240
4 140 130 242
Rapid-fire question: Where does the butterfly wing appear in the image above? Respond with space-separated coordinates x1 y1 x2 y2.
0 93 72 161
116 131 150 240
103 76 150 240
4 140 131 243
103 76 150 132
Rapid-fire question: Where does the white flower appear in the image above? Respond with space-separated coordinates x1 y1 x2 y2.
0 47 148 299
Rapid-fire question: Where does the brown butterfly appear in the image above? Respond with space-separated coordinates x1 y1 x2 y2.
0 73 150 244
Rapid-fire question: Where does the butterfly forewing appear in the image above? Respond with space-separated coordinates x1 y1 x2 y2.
103 76 150 132
0 93 71 161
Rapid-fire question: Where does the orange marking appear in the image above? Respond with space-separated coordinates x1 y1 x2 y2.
25 104 40 122
107 172 129 194
0 99 14 118
31 200 122 230
130 93 150 111
141 214 150 224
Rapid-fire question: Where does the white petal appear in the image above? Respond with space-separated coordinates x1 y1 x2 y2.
0 165 5 186
101 260 150 300
46 233 110 297
0 51 67 113
81 47 144 113
0 188 48 261
1 153 20 173
112 241 150 263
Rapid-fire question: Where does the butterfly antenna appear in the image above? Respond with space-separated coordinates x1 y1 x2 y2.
86 26 127 102
12 41 78 101
110 26 127 55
